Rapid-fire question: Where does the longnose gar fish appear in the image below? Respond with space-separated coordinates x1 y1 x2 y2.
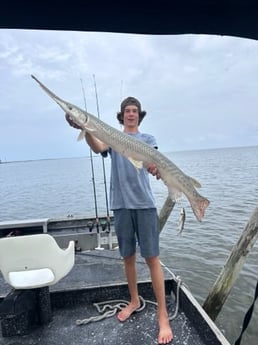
31 75 210 222
177 207 186 235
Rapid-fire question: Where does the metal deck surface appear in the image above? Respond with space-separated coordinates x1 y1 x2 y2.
0 250 228 345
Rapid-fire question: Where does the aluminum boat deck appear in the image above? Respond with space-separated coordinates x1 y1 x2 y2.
0 249 229 345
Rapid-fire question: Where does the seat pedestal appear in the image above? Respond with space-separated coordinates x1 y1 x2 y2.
0 287 52 337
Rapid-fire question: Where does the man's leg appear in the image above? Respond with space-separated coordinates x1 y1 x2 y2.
117 253 141 321
145 256 173 344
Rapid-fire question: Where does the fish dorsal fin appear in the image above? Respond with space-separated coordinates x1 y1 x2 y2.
128 157 143 170
190 176 202 188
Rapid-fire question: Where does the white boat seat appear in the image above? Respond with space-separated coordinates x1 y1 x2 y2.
0 234 75 289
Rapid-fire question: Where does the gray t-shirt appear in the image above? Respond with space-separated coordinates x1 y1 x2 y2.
109 132 157 210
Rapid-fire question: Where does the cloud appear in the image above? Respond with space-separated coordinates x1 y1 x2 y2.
0 29 257 161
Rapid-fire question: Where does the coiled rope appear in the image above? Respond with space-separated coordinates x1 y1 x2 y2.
76 264 182 326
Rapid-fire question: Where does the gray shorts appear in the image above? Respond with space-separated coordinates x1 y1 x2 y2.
113 208 160 258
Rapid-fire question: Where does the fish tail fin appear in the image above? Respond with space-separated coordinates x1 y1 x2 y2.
190 195 210 222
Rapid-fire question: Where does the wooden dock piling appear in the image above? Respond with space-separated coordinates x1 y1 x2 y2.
203 206 258 321
159 195 176 233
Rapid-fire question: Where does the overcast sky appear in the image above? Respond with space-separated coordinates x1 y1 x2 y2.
0 29 257 162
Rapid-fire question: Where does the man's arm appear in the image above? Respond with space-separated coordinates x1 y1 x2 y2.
65 114 108 154
85 132 108 154
147 163 161 180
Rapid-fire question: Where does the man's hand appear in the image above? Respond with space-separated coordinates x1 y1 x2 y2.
65 113 82 129
147 163 161 180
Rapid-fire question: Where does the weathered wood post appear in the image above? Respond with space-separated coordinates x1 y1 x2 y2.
203 206 258 321
159 195 176 233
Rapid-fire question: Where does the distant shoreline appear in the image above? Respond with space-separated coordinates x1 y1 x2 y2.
1 144 257 164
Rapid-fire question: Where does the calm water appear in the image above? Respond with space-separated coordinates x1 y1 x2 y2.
1 146 258 344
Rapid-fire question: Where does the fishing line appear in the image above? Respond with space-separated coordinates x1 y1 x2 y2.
80 78 100 236
92 74 111 245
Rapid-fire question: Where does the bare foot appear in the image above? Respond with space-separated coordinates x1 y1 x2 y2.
158 315 173 344
117 301 141 322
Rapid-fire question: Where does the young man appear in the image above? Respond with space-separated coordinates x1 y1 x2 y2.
66 97 173 344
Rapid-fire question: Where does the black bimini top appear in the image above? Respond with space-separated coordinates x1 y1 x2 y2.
1 0 258 41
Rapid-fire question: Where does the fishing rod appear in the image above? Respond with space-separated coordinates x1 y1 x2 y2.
80 78 101 247
92 74 112 249
120 79 123 102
